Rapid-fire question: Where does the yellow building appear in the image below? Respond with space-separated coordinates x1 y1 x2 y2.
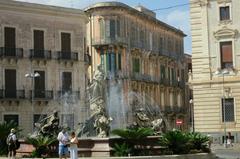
85 2 187 129
190 0 240 143
0 1 88 134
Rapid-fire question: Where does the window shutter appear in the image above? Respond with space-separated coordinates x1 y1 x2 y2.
221 42 232 62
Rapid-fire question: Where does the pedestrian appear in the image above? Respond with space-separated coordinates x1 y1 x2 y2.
7 128 17 159
57 128 69 159
227 132 233 147
69 131 78 159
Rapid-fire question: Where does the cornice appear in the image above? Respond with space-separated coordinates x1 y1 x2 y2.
217 0 232 4
213 26 238 40
0 0 87 21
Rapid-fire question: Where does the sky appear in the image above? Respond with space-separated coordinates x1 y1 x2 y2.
15 0 191 54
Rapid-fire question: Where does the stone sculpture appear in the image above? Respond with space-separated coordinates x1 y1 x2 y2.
34 110 60 136
77 65 112 137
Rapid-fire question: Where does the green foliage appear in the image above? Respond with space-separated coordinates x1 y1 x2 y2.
159 130 191 154
112 142 132 157
26 135 57 157
188 132 210 152
0 121 21 156
159 130 211 155
111 127 154 139
111 127 154 156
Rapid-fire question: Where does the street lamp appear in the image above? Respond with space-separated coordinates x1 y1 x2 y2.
25 72 40 131
189 99 194 132
215 68 229 148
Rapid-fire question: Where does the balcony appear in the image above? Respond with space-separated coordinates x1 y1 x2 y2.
92 37 128 46
57 51 78 61
30 90 53 100
57 90 80 99
0 89 25 99
160 78 170 86
0 47 23 58
30 49 51 59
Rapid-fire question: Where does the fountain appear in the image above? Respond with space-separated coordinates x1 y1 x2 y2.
17 64 168 157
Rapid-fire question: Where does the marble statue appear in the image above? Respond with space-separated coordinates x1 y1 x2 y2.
77 65 112 137
34 110 60 136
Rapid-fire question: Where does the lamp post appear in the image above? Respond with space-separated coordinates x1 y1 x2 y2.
215 68 229 148
25 72 40 131
189 99 194 132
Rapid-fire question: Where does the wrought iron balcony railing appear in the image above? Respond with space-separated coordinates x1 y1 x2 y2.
30 49 51 59
92 37 128 46
57 90 80 99
30 90 53 100
0 47 23 58
57 51 78 61
0 89 25 99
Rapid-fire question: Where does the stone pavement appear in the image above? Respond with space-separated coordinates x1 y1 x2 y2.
211 144 240 159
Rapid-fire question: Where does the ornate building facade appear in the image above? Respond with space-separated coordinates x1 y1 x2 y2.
0 1 88 133
190 0 240 143
85 2 187 130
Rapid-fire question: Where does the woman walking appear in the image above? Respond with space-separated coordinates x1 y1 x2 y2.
69 132 78 159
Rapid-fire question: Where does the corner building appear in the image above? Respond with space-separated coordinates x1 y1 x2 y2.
190 0 240 143
85 2 187 129
0 1 88 134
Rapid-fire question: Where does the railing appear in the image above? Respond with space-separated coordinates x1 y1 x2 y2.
57 90 80 99
0 89 25 99
57 51 78 61
92 37 128 46
30 90 53 99
0 47 23 58
30 49 51 59
160 78 170 86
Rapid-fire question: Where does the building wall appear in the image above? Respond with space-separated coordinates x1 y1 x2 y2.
0 1 87 134
86 2 188 130
190 0 240 143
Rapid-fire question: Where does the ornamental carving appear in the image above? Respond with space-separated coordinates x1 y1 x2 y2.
213 27 238 40
217 0 232 4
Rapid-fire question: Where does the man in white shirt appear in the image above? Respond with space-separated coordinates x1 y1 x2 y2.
7 128 17 159
57 128 69 159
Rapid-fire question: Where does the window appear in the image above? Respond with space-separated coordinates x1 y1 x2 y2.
33 114 47 127
110 19 116 39
132 58 140 73
34 71 45 98
99 19 105 39
33 30 44 58
4 114 19 126
61 32 71 52
160 65 165 80
5 69 16 98
222 98 234 122
62 72 72 93
220 6 230 21
220 41 233 69
118 53 121 70
116 19 120 37
34 30 44 50
4 27 16 56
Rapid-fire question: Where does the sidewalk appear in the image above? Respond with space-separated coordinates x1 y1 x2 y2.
211 144 240 159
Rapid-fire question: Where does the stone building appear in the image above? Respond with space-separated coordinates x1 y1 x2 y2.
85 2 187 130
0 1 88 133
190 0 240 143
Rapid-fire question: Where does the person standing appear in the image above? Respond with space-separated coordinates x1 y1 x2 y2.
69 132 78 159
227 132 233 147
7 128 17 159
57 128 69 159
